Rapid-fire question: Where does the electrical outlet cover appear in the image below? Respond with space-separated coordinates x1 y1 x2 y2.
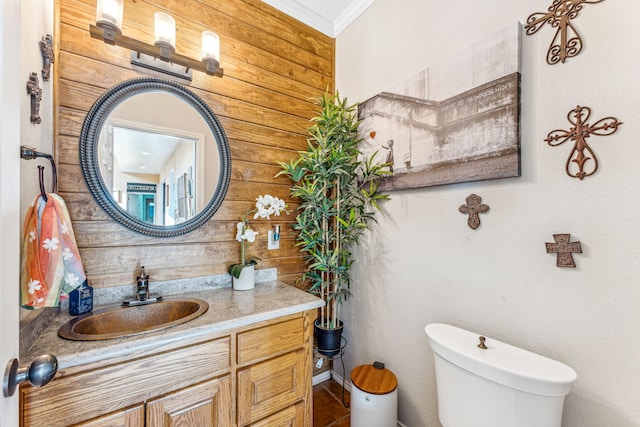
268 230 280 250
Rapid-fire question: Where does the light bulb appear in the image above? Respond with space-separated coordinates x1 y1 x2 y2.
201 31 220 73
154 12 176 53
96 0 123 33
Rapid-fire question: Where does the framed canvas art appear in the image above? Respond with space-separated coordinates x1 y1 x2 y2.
359 23 522 191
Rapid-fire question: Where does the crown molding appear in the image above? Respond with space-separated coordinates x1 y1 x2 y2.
262 0 334 37
262 0 375 38
333 0 375 36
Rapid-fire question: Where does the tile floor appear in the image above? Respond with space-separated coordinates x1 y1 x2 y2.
313 379 351 427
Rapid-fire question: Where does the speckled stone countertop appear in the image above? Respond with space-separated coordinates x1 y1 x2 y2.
23 281 323 373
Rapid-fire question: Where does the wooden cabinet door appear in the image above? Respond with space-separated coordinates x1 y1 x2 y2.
146 376 232 427
21 338 230 427
249 402 305 427
237 351 305 426
72 405 144 427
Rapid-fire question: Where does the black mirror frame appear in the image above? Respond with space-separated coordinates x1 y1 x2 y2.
79 77 231 237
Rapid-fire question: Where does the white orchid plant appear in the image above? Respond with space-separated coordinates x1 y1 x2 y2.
229 195 288 279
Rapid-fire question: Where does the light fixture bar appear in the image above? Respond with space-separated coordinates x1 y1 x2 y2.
130 51 193 81
90 24 224 78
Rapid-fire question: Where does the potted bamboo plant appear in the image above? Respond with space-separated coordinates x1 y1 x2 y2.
277 91 390 356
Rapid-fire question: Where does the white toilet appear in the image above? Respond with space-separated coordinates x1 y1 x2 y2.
425 323 577 427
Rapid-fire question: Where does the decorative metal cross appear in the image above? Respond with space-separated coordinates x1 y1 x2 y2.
39 34 55 81
545 105 622 180
458 194 489 230
546 234 582 268
525 0 605 65
26 72 42 125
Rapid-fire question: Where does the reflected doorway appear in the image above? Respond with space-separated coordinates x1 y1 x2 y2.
127 182 157 224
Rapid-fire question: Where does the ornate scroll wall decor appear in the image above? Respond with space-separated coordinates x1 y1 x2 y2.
545 105 622 180
525 0 604 65
546 234 582 267
459 194 489 230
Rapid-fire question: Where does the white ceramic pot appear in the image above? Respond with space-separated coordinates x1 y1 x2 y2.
232 264 255 291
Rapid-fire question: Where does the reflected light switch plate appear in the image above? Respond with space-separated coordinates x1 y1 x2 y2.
268 230 279 250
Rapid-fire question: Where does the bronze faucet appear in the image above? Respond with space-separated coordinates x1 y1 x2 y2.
122 266 163 306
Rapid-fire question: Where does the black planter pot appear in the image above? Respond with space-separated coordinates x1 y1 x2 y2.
314 319 343 357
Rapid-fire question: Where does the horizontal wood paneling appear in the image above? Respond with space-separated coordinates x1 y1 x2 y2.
59 24 321 119
57 54 313 134
55 0 332 289
237 0 333 60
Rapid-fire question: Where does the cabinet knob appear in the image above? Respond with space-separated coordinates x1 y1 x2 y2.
3 354 58 397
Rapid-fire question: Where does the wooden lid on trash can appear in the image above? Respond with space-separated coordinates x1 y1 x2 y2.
351 362 397 395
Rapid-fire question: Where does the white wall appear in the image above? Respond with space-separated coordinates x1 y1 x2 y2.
19 0 54 322
336 1 640 426
20 0 54 215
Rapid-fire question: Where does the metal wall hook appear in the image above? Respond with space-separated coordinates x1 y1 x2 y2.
3 354 58 397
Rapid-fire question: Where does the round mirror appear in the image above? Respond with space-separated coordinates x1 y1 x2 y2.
80 78 231 237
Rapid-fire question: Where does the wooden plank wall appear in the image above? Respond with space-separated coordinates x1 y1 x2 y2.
55 0 334 289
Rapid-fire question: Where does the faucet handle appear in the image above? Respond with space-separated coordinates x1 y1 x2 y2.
477 336 488 350
136 266 149 301
138 266 148 280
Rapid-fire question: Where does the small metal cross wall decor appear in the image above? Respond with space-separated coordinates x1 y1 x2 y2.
525 0 605 65
39 34 55 81
458 194 489 230
546 234 582 268
545 105 622 180
27 72 42 125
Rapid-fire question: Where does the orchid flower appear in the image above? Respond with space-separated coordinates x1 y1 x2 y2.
254 194 287 219
229 194 289 279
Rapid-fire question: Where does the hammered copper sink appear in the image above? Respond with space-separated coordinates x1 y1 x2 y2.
58 298 209 341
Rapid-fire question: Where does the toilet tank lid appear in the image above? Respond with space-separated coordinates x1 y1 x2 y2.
425 323 577 397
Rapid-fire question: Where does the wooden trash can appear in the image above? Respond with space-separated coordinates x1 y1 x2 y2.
351 362 398 427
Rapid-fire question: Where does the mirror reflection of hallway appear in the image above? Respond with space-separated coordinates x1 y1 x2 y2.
107 125 198 226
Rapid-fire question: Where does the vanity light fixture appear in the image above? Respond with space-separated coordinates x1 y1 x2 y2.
91 0 223 80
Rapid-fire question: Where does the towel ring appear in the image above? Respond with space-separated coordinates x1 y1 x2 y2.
20 145 58 200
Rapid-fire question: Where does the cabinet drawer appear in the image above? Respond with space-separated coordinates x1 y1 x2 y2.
249 402 305 427
21 337 230 427
237 318 304 366
237 351 306 426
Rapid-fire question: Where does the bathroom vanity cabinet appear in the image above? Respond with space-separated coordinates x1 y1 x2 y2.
20 309 316 427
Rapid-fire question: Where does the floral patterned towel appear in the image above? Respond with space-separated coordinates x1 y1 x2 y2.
21 193 86 309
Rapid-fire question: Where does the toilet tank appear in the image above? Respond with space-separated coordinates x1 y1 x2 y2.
425 323 577 427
